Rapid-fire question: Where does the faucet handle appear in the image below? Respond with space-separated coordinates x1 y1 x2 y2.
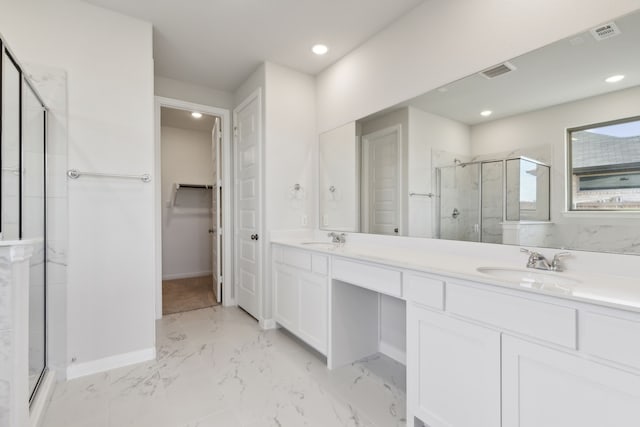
551 252 571 271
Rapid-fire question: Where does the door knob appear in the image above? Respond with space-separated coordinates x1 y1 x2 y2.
208 229 214 234
250 234 259 241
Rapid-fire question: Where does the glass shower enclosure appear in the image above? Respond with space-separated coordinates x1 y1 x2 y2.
436 157 550 244
1 41 48 404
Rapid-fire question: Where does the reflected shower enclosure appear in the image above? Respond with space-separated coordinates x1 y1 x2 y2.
436 157 550 244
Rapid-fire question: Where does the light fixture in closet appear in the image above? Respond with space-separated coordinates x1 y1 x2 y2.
191 111 203 118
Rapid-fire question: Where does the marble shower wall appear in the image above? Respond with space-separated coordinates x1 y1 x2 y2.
26 64 69 379
481 161 504 244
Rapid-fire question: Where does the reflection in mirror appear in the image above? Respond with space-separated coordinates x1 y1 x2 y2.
569 116 640 211
505 158 550 222
319 122 359 231
319 9 640 254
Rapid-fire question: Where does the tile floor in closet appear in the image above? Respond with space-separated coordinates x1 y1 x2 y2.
42 306 406 427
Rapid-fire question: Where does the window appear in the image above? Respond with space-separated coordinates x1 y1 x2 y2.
569 116 640 211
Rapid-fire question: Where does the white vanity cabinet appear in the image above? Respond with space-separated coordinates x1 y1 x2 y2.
272 245 328 354
407 303 501 427
406 274 640 427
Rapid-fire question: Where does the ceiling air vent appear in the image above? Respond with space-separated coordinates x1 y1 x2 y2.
479 62 516 80
590 22 621 41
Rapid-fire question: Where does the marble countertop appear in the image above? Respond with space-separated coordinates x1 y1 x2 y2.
271 238 640 314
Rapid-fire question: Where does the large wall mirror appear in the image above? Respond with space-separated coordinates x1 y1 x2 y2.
319 9 640 254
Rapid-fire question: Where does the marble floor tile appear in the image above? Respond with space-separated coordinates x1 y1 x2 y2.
42 306 406 427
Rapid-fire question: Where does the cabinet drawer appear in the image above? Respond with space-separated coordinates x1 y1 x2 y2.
447 283 576 348
332 258 402 297
579 311 640 370
404 273 444 310
281 247 312 271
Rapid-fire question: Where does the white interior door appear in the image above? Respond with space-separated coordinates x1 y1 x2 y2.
233 91 262 320
362 126 401 235
211 117 222 303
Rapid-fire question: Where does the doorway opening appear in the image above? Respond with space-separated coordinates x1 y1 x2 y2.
159 106 223 315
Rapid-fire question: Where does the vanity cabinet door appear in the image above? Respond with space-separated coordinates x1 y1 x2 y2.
298 271 328 353
502 335 640 427
273 258 328 355
273 264 299 331
407 304 501 427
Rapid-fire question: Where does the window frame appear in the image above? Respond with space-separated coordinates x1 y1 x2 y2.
567 115 640 212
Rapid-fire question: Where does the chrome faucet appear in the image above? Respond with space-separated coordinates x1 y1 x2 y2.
327 232 346 244
521 249 570 272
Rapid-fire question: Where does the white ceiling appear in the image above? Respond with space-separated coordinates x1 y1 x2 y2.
393 10 640 126
84 0 425 91
161 107 217 132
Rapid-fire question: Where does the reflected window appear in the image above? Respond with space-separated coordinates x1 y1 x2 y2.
569 117 640 211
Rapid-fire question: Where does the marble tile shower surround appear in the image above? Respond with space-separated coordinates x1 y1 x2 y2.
26 64 69 378
42 306 406 427
0 243 36 427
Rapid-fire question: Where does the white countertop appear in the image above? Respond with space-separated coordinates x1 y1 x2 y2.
271 238 640 314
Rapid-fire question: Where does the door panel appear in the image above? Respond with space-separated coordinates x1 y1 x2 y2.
407 306 501 427
362 127 401 235
502 335 640 427
234 91 262 319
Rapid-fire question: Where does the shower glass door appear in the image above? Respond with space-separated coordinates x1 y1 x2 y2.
23 80 47 400
437 163 481 242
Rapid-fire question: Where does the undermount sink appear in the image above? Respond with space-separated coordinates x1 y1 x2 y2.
476 267 581 293
301 242 337 248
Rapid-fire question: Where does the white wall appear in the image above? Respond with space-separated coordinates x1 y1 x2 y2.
264 62 317 233
263 62 316 321
155 76 234 110
316 0 640 133
0 0 156 373
161 126 214 280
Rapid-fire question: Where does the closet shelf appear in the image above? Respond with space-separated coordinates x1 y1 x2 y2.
172 183 214 207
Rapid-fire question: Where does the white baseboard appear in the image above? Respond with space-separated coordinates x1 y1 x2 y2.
30 369 56 427
260 318 277 330
66 347 156 380
379 340 406 365
162 271 213 281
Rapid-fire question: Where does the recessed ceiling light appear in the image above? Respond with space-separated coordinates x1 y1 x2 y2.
480 110 493 117
191 112 203 119
605 74 625 83
312 44 328 55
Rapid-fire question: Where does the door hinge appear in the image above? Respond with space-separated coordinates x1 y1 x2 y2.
233 126 238 137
